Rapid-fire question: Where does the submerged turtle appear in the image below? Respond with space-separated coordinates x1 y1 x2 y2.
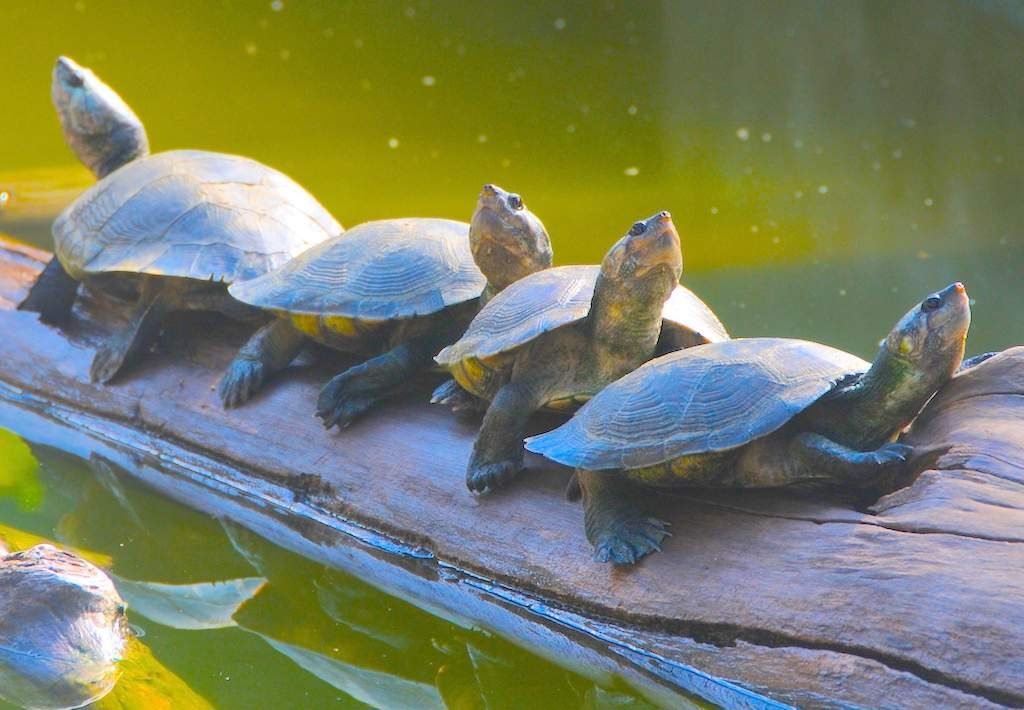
19 57 340 383
219 185 553 426
526 283 971 564
436 211 728 493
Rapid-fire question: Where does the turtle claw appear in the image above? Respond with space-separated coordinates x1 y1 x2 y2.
592 517 670 566
431 379 485 416
466 459 521 493
90 342 128 384
218 358 265 408
316 373 378 430
875 442 913 466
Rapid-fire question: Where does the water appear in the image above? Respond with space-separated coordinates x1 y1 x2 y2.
0 429 662 708
1 1 1022 706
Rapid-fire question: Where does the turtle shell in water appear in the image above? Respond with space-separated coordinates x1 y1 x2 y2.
526 338 869 470
53 149 341 283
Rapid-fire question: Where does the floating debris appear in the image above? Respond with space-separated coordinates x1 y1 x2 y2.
421 75 436 87
736 127 750 141
623 166 639 177
554 17 567 30
388 138 400 149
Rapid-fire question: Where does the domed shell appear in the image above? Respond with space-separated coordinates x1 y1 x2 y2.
53 150 341 282
525 338 869 470
229 218 484 321
435 265 728 367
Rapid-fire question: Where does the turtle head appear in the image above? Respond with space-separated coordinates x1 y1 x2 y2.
884 282 970 378
601 211 682 285
52 56 149 178
470 184 553 298
590 211 682 353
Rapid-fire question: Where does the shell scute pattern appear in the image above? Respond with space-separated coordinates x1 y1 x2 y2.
54 150 340 283
436 266 598 366
436 265 728 366
525 338 869 470
229 218 485 322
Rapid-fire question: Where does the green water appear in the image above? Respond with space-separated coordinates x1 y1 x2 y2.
0 429 661 708
1 1 1023 707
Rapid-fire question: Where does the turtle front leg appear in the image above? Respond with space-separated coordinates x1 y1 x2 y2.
466 381 545 492
219 319 307 407
316 334 440 430
18 256 80 325
789 432 913 489
578 469 670 565
90 279 175 384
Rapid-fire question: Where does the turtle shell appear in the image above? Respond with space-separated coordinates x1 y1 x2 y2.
525 338 869 470
229 218 484 322
434 265 728 367
53 150 341 283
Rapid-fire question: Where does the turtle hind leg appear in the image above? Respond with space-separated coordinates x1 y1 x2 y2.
219 319 306 408
430 378 487 416
789 432 912 491
316 332 443 430
578 470 669 565
90 280 176 384
18 256 79 324
466 381 545 493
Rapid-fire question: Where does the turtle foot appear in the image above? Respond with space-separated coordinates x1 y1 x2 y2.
430 379 485 416
316 372 378 430
90 341 130 384
872 442 914 468
592 517 670 566
466 459 521 493
219 358 265 408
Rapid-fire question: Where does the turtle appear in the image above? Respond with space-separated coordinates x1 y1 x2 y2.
525 282 971 565
435 210 729 493
18 57 340 384
218 184 553 427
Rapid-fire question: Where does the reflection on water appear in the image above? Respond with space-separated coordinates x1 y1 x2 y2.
0 432 662 708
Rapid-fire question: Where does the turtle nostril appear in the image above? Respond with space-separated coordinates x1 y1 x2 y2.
659 210 670 219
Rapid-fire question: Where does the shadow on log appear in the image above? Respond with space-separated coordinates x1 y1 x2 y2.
0 236 1021 708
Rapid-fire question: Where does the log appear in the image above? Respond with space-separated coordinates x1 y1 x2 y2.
0 235 1021 708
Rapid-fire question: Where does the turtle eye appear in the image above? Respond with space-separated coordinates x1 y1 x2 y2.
508 193 523 211
921 295 942 312
67 72 84 88
629 221 646 236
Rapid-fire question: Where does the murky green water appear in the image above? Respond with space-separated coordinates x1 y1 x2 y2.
1 1 1022 707
0 429 661 708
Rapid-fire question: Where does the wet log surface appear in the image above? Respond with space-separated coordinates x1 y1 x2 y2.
0 235 1021 709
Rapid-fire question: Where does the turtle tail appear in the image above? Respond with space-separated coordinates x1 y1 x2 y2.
19 256 79 325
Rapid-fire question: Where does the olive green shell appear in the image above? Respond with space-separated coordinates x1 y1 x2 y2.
435 265 728 367
53 150 341 283
525 338 869 470
229 218 483 321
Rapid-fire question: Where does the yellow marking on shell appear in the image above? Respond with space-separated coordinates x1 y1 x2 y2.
544 394 591 412
290 314 322 338
626 452 727 487
322 315 360 337
452 357 489 397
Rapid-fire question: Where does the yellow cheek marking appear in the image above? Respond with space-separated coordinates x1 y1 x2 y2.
899 336 914 355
